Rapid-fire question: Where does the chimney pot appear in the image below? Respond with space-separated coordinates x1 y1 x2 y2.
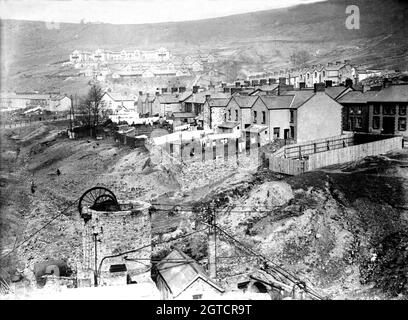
314 82 325 92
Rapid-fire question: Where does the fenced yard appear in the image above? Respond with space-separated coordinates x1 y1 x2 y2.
269 134 403 175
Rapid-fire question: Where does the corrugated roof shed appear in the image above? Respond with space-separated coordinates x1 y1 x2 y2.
156 249 224 298
218 121 239 129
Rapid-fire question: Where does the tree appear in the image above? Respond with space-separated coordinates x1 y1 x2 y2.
290 50 311 68
79 84 107 137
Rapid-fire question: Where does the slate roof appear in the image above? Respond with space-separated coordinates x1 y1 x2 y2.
156 249 224 298
259 95 294 109
104 92 135 101
368 84 408 102
208 98 230 107
232 96 259 108
281 90 315 109
157 94 180 104
325 86 351 100
337 90 378 104
185 92 229 104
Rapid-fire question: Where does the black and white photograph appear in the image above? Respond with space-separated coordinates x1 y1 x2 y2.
0 0 408 304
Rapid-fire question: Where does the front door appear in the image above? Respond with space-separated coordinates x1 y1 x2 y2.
383 117 395 134
284 129 290 140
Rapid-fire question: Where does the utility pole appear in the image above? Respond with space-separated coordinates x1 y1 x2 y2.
69 94 73 133
208 207 217 279
93 232 98 287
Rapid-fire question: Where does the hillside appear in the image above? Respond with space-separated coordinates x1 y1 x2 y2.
1 0 408 93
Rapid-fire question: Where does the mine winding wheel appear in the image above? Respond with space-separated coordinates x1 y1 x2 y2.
78 187 120 219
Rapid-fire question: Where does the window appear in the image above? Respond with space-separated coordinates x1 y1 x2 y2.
235 110 238 121
193 294 202 300
273 127 280 138
228 109 231 120
355 107 362 115
383 105 396 115
290 110 294 123
262 111 266 124
398 118 407 131
399 105 407 116
307 73 310 79
253 111 257 123
109 264 127 273
314 72 317 78
224 113 226 122
372 105 380 115
373 116 380 129
322 71 326 77
355 117 363 129
349 108 354 115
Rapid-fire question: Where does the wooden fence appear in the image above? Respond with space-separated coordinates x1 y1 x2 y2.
306 136 403 170
269 135 403 175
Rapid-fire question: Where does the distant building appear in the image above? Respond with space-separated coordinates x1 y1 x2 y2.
101 92 136 113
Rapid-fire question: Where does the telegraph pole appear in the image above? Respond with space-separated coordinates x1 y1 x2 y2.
208 207 217 279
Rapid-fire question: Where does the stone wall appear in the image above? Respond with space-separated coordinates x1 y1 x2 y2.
78 200 151 286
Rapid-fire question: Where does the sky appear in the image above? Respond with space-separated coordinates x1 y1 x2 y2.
0 0 326 24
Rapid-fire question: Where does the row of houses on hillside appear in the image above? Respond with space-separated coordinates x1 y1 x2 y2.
0 93 72 112
203 83 343 144
246 60 384 89
70 48 171 63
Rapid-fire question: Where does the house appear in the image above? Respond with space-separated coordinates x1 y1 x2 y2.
101 92 136 113
48 95 72 113
184 91 229 117
325 61 353 86
157 94 182 116
155 249 225 300
191 61 204 72
137 93 158 115
282 84 343 143
226 84 344 145
224 96 259 131
338 83 408 136
202 97 231 129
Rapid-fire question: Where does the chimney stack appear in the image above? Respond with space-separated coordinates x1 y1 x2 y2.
344 59 350 64
205 94 211 101
179 86 186 93
193 85 200 93
327 62 333 67
336 61 341 65
171 87 178 93
161 88 167 94
314 82 325 93
345 78 353 88
235 81 241 87
221 82 226 88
